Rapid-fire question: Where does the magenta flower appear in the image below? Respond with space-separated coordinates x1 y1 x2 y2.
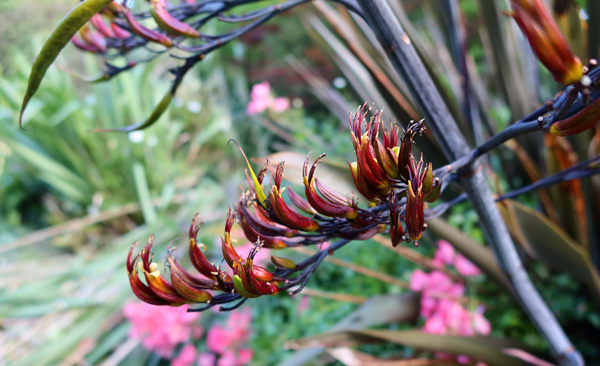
197 353 217 366
171 344 197 366
409 269 429 292
123 302 200 358
409 247 491 363
246 81 290 115
433 240 455 267
454 254 482 277
205 308 253 365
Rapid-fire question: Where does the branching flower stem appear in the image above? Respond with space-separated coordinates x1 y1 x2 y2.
356 1 584 365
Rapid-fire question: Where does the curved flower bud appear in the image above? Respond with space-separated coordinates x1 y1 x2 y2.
287 187 317 215
405 181 425 244
349 108 391 198
549 96 600 136
78 24 107 53
303 154 358 219
239 201 298 238
238 210 300 249
269 162 320 232
389 194 406 247
271 255 297 269
90 14 116 38
71 35 103 54
124 9 173 47
398 120 425 181
509 0 582 84
151 0 200 38
127 242 171 305
188 215 230 282
111 22 131 39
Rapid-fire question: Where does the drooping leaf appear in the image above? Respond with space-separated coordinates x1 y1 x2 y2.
279 293 419 366
19 0 113 127
286 329 534 366
498 199 600 304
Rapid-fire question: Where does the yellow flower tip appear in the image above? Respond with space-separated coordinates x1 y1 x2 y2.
549 123 566 136
149 270 161 278
558 61 584 85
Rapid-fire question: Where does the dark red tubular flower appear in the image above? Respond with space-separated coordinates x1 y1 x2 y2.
128 236 203 306
303 154 358 219
237 199 305 249
349 107 391 200
90 13 116 38
127 209 287 307
397 120 426 182
405 180 425 244
78 25 107 53
509 0 582 84
388 194 406 247
221 209 279 298
269 162 320 232
402 156 440 245
372 116 401 180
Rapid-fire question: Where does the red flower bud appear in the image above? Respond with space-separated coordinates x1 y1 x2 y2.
510 0 582 84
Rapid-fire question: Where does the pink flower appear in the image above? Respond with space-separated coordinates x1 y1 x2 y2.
197 353 216 366
246 99 268 115
237 348 254 365
246 81 290 115
426 271 454 294
217 350 253 366
192 326 204 340
423 314 447 334
454 254 482 277
218 352 238 366
206 325 231 355
433 240 455 267
420 295 437 318
250 81 271 99
272 97 290 112
123 302 200 358
457 355 470 364
172 344 197 366
409 269 429 291
473 311 491 336
206 308 253 358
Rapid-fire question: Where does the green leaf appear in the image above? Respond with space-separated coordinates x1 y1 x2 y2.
133 163 157 224
93 91 173 132
498 200 600 304
286 329 535 366
280 293 420 366
19 0 113 127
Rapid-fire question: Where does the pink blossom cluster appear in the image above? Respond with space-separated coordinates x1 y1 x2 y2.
202 308 254 366
123 303 201 358
246 81 290 115
409 241 491 363
124 302 254 366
